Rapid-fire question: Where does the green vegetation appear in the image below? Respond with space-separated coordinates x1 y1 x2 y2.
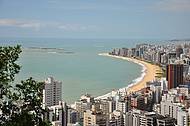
0 45 51 126
162 68 166 77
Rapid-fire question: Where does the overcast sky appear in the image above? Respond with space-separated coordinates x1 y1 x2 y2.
0 0 190 39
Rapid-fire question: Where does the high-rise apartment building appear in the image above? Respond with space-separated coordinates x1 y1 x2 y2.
116 99 129 114
156 116 175 126
44 101 67 126
83 110 108 126
166 64 183 89
43 77 62 107
67 108 79 125
177 109 188 126
139 112 157 126
176 45 183 58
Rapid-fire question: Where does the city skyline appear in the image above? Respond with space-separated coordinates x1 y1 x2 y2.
1 0 190 125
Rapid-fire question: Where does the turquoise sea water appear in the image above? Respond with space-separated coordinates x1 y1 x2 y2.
0 38 161 103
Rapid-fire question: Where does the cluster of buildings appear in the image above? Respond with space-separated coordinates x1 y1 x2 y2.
43 78 190 126
42 77 67 126
110 42 190 83
43 42 190 126
109 43 190 66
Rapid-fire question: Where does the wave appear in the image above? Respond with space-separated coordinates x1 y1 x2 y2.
96 53 147 99
47 52 57 54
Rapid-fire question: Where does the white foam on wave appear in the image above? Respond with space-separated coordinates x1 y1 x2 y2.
96 53 147 99
47 52 57 54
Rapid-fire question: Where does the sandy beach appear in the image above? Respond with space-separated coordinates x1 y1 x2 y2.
125 56 161 93
96 53 161 99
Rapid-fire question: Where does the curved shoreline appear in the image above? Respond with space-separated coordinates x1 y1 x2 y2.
96 53 160 99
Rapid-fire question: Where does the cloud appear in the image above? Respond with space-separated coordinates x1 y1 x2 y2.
58 24 99 32
0 19 41 31
155 0 190 12
0 18 100 32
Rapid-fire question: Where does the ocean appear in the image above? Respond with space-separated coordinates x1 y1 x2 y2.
0 38 162 103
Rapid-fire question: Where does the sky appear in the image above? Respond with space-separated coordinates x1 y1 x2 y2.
0 0 190 39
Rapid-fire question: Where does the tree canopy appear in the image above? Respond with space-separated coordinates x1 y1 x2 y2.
0 45 51 126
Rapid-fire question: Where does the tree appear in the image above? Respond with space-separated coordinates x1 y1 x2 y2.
0 45 51 126
0 45 22 124
15 78 47 126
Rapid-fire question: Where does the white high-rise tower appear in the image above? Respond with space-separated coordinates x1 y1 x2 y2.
43 77 62 107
